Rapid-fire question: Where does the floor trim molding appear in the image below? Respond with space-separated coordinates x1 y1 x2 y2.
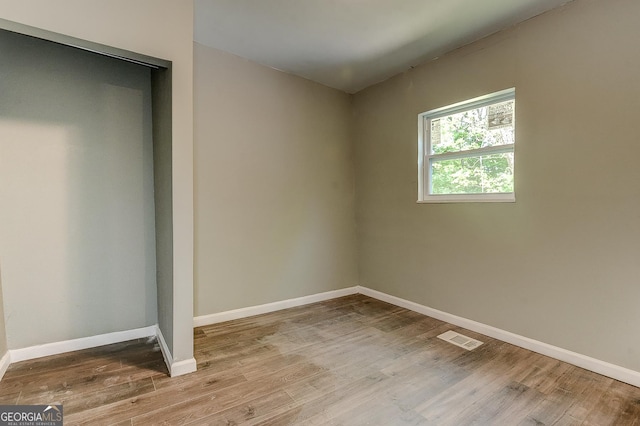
170 358 198 377
193 287 359 327
357 285 640 388
5 324 196 379
155 325 197 377
9 286 634 386
0 351 10 381
155 325 173 374
9 325 157 363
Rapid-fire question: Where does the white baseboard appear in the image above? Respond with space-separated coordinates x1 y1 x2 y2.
5 324 196 379
155 325 173 373
6 285 636 387
170 358 198 377
193 286 359 327
0 351 10 381
357 285 640 388
9 325 157 363
155 325 196 377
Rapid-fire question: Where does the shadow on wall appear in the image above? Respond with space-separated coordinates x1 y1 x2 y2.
0 29 158 350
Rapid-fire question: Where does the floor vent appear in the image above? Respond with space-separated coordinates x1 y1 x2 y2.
437 330 483 350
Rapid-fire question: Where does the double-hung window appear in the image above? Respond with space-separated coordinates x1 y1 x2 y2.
418 88 515 203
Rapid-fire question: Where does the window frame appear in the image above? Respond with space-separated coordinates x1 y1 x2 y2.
417 88 516 203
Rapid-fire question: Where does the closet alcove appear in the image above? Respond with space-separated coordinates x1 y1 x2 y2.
0 20 178 373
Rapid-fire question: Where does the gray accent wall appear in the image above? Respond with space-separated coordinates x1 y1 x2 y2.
152 68 174 351
0 1 195 368
353 0 640 372
0 30 157 348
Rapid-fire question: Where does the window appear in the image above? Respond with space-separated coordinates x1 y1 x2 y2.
418 88 515 203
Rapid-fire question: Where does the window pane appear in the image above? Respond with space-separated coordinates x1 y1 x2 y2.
430 100 514 155
430 152 514 194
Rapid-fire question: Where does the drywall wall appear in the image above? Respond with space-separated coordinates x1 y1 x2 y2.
194 43 358 315
353 0 640 371
0 273 7 357
0 0 194 364
151 69 175 351
0 30 157 348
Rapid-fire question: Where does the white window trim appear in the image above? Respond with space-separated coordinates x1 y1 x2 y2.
417 88 516 203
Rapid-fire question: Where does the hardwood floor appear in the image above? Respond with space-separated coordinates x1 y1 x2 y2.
1 294 639 425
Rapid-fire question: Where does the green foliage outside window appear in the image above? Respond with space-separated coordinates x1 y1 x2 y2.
429 102 514 195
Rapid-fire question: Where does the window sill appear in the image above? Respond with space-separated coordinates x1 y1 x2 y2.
417 193 515 204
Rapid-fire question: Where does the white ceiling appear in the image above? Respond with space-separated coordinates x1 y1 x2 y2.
195 0 571 93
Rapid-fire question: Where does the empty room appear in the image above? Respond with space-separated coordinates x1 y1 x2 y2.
0 0 639 424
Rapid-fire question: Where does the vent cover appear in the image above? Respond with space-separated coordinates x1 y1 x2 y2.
437 330 483 350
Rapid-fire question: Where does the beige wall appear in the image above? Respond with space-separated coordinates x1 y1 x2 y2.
194 43 358 315
0 274 7 358
0 0 194 363
353 0 640 371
